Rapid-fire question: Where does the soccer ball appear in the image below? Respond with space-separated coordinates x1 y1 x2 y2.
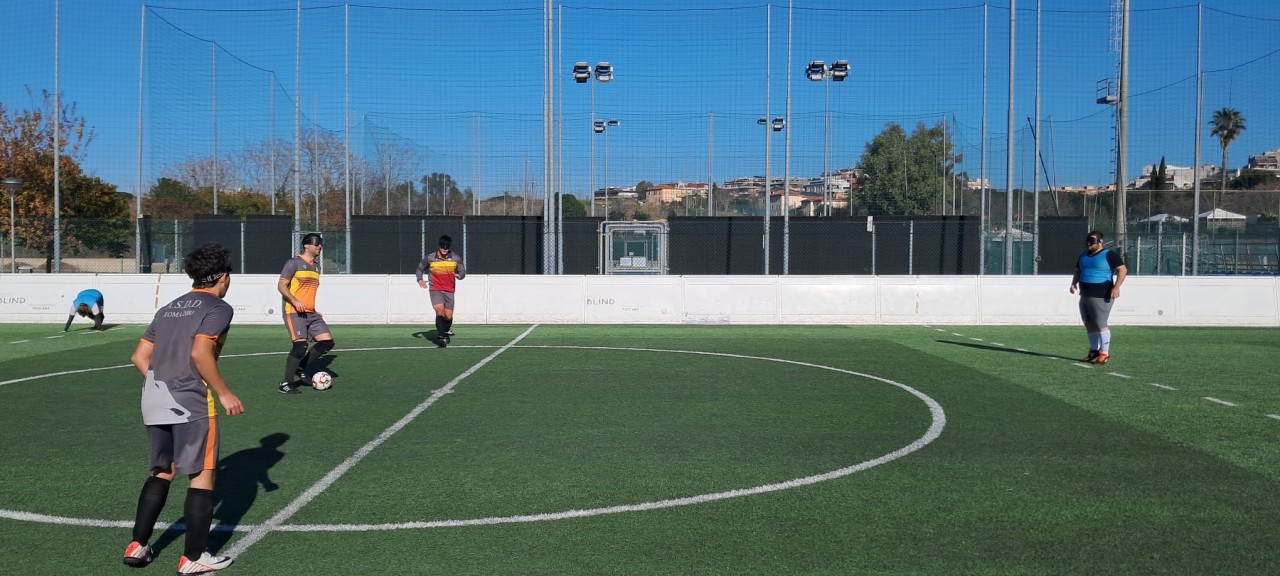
311 371 333 391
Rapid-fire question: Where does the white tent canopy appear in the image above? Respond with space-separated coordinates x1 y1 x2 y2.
1197 208 1247 220
1142 213 1189 223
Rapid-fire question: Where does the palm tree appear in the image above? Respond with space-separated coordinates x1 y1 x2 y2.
1209 107 1246 209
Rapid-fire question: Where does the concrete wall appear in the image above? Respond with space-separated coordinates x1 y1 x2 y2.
1 273 1276 326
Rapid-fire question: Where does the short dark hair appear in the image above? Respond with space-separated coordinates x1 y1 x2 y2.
301 232 324 248
438 235 452 249
1087 230 1104 240
185 243 233 288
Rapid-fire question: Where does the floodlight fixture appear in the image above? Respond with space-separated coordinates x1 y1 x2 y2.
806 60 826 82
771 116 786 132
606 119 620 127
572 62 591 83
594 62 614 82
830 60 850 81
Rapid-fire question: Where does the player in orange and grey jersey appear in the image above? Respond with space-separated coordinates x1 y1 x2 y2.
276 232 335 394
416 234 466 347
123 242 241 573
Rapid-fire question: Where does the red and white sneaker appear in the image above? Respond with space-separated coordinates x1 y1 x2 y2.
122 541 153 568
176 551 234 574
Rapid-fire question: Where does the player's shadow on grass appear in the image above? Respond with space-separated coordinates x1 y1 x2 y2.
305 354 339 378
151 433 290 555
937 340 1075 361
411 330 445 345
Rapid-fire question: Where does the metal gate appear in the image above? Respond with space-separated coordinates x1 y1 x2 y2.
600 221 668 274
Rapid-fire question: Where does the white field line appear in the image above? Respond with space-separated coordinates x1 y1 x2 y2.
1108 372 1132 379
1015 348 1029 353
9 340 29 344
278 345 947 533
1151 383 1177 390
934 328 946 332
991 342 1006 347
1 342 948 535
224 325 540 557
1267 414 1280 421
45 335 64 339
951 333 963 337
1202 397 1237 407
1071 362 1093 369
969 337 984 342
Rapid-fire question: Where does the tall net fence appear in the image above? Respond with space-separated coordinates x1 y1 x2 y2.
2 1 1277 274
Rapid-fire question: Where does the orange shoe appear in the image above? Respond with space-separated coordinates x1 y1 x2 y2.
1095 352 1110 364
122 541 153 568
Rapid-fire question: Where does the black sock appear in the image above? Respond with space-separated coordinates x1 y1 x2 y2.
182 488 215 560
305 340 334 368
443 316 453 333
131 476 171 544
435 315 445 335
284 341 307 382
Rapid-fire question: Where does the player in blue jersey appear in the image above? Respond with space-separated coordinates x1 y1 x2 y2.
122 243 242 574
63 288 105 331
1069 231 1128 364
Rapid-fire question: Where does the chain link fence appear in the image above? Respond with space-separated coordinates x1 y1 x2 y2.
3 215 1276 276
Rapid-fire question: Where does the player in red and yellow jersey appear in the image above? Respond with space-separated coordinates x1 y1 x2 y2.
276 233 335 394
416 235 466 347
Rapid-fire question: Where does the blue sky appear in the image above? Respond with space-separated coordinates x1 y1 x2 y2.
4 0 1278 202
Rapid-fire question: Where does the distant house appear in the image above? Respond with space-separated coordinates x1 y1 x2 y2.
1246 149 1280 175
648 182 707 204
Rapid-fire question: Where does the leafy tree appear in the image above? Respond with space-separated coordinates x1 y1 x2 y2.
635 180 654 201
857 121 961 215
1 89 129 269
421 172 466 215
1148 156 1169 190
1229 169 1280 190
1209 107 1245 208
559 194 587 218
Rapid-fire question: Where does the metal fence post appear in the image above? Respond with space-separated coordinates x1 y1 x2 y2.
1135 235 1142 275
871 226 877 276
908 220 914 275
1181 233 1186 276
173 219 180 273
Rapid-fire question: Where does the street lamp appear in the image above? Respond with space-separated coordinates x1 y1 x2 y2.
3 177 20 273
596 119 620 219
807 59 849 216
573 61 614 217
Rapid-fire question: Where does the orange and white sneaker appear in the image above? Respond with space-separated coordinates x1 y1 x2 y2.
122 541 153 568
176 551 234 574
1095 352 1110 365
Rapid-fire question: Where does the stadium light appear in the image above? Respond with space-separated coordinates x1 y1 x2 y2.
807 59 849 216
574 61 615 216
3 177 20 273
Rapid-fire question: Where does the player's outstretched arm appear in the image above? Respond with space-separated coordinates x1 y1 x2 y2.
192 337 243 416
